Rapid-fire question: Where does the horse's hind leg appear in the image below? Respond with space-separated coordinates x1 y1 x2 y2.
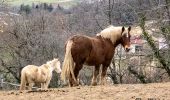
91 65 100 86
74 64 83 86
20 81 26 91
69 76 74 87
20 72 27 91
69 64 83 87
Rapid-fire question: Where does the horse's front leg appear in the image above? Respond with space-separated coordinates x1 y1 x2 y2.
91 65 100 86
100 65 109 85
44 78 51 90
41 83 46 90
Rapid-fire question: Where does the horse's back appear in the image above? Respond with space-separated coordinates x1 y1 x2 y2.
22 65 38 71
67 35 92 64
21 65 38 77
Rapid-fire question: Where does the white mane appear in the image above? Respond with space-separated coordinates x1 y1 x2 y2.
46 58 58 66
97 25 129 44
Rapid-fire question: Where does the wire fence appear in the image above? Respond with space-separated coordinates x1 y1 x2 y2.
0 78 38 90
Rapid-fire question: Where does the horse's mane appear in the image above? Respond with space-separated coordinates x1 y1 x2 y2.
41 64 49 69
45 58 59 68
97 25 126 44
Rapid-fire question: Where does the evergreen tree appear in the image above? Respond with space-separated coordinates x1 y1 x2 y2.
47 4 53 12
43 3 48 10
19 4 31 14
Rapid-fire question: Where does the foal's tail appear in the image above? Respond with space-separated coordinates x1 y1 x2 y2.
20 70 26 91
61 40 76 83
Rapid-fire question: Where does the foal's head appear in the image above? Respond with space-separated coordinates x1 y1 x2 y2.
47 58 61 73
120 26 131 52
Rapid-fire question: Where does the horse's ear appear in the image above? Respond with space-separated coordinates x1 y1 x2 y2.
122 26 125 33
128 26 131 32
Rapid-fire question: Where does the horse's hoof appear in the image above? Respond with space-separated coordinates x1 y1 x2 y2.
72 83 79 87
100 83 105 86
99 81 106 85
19 91 23 93
43 89 48 92
91 82 97 86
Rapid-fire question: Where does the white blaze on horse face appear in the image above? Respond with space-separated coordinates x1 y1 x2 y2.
126 33 129 38
121 28 131 52
122 28 129 38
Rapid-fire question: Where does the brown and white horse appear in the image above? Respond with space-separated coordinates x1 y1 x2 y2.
20 58 61 91
61 25 132 86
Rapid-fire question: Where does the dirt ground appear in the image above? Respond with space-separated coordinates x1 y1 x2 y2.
0 82 170 100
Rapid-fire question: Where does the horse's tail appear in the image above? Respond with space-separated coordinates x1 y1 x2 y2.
61 40 76 83
20 69 26 91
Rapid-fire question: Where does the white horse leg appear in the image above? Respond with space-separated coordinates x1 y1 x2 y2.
44 76 52 90
41 83 45 90
28 83 34 91
20 72 27 91
44 80 50 90
20 81 26 91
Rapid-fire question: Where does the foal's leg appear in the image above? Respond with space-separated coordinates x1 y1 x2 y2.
40 83 43 90
91 65 100 86
28 83 34 91
44 78 52 90
41 83 46 90
20 80 26 91
100 65 109 85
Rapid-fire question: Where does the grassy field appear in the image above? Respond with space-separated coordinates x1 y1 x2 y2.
7 0 79 7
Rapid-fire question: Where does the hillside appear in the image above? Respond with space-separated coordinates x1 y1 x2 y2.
7 0 79 7
0 82 170 100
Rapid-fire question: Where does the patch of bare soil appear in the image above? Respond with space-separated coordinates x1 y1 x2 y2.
0 82 170 100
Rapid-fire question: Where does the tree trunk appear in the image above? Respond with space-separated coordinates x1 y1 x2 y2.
108 0 111 24
165 0 170 25
139 16 170 77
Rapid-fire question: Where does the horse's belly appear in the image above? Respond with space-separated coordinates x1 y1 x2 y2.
37 75 48 82
33 79 46 84
84 61 94 66
32 73 48 83
85 57 103 66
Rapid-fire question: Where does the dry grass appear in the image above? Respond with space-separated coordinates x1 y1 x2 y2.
0 82 170 100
